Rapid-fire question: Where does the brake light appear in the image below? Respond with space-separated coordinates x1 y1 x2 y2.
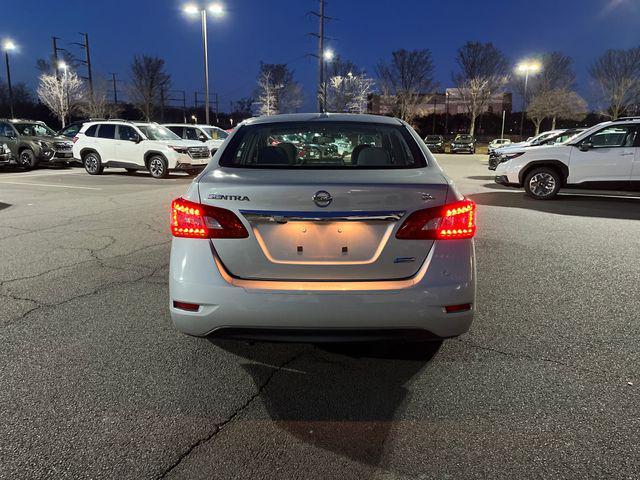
396 199 476 240
171 197 249 239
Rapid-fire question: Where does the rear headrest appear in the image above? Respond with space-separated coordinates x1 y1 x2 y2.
256 146 289 165
353 146 390 166
350 144 368 164
277 142 298 163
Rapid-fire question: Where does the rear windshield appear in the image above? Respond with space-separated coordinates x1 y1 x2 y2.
219 121 425 169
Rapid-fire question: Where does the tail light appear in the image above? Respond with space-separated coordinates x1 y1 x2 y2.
171 197 249 239
396 199 476 240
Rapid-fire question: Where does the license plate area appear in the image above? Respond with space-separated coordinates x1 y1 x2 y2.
251 220 394 265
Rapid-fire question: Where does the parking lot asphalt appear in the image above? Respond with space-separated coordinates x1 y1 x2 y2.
1 157 639 480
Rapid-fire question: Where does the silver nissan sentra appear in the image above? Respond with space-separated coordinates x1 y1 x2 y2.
169 113 476 342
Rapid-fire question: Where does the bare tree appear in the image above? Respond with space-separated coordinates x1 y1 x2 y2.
77 76 122 119
37 71 85 127
128 55 171 120
256 70 278 116
589 48 640 119
254 63 303 116
232 97 253 116
452 42 509 136
376 49 437 123
327 72 375 113
347 74 375 114
526 94 553 135
528 88 588 134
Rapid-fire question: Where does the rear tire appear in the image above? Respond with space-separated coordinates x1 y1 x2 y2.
148 155 168 179
524 167 561 200
83 151 103 175
18 149 37 170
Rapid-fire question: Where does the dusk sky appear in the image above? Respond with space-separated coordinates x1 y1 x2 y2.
3 0 640 111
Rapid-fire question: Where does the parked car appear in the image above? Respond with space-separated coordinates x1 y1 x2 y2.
489 128 586 170
0 119 74 170
488 138 512 154
424 135 445 153
72 120 212 178
0 143 10 167
169 113 477 341
494 118 640 199
164 124 229 156
450 134 476 154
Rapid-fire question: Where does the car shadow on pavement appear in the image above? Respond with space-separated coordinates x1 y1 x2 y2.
466 175 495 181
470 190 640 220
211 339 441 469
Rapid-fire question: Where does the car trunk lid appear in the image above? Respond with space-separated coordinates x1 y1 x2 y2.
198 168 449 281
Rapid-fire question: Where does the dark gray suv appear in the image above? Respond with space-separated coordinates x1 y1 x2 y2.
0 119 75 170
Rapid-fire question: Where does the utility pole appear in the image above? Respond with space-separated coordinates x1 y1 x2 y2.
72 33 94 100
309 0 326 112
432 94 437 134
160 86 166 122
4 47 14 118
110 73 118 103
52 36 61 79
501 110 506 139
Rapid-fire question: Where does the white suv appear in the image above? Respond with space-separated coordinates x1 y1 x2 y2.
164 124 229 156
72 121 212 179
495 119 640 199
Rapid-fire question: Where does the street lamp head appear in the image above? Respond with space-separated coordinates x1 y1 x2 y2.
323 49 334 61
516 60 542 75
183 3 200 14
58 61 68 70
208 3 224 16
3 40 16 51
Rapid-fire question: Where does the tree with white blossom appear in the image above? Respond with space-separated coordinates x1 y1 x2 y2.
37 71 85 127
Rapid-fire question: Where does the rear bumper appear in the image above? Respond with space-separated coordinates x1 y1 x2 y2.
169 238 476 339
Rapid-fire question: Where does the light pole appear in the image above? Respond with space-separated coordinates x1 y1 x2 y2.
516 60 541 138
444 91 450 134
323 49 334 111
184 3 224 125
3 40 16 118
58 61 69 127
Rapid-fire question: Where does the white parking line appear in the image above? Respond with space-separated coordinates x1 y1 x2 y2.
5 170 86 178
0 181 102 190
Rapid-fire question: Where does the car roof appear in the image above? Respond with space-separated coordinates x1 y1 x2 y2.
242 113 404 126
163 124 224 129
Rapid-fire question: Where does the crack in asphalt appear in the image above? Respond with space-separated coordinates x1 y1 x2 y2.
1 260 169 326
456 338 618 379
0 239 170 287
155 351 308 480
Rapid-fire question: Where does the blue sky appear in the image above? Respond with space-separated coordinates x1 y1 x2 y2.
3 0 640 111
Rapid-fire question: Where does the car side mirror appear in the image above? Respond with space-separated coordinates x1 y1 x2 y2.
130 134 141 143
198 134 207 142
579 141 593 152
